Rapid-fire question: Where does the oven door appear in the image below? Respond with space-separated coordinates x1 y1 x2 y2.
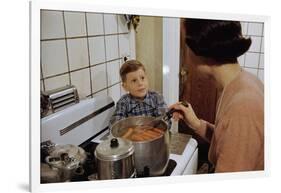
170 138 198 175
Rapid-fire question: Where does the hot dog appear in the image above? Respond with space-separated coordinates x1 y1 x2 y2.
123 126 164 141
130 134 146 141
152 128 164 134
146 130 162 138
122 127 134 139
138 131 155 140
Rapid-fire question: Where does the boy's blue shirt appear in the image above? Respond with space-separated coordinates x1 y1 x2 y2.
109 90 168 127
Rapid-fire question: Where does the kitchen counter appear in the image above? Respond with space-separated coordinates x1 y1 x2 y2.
169 120 192 155
169 132 192 155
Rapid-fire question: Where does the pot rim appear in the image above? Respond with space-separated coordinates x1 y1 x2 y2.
94 149 135 161
110 115 167 128
110 116 168 143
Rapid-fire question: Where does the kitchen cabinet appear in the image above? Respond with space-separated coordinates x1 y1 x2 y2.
178 19 218 168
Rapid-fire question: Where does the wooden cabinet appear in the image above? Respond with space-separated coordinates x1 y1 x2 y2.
178 19 218 166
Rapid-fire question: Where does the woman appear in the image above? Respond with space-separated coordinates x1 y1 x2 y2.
171 19 264 173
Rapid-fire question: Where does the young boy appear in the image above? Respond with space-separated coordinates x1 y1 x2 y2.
109 59 169 127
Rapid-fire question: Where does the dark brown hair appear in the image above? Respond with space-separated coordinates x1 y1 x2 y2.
184 18 252 64
120 59 146 82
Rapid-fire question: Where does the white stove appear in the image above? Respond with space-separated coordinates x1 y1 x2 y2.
41 96 198 178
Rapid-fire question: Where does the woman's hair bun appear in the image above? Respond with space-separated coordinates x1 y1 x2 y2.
185 19 252 61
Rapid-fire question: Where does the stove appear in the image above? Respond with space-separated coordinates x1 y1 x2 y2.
41 96 198 182
68 140 178 182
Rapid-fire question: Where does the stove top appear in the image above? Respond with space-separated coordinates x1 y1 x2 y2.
70 141 177 181
40 96 198 184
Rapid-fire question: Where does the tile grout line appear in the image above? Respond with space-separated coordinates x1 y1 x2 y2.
257 23 264 80
243 22 249 68
41 11 128 96
85 12 94 98
42 58 123 80
62 11 72 86
117 15 122 98
102 13 109 96
40 32 129 41
40 40 46 91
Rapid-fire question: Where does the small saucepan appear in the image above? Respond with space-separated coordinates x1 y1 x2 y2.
94 137 136 180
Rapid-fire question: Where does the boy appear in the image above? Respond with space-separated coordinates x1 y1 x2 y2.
109 59 169 127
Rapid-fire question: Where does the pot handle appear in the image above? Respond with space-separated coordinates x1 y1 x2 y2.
45 156 61 164
163 101 189 122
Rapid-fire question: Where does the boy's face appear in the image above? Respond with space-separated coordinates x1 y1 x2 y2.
122 68 148 99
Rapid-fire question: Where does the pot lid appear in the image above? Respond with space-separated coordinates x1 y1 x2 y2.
46 144 86 169
95 137 134 161
50 144 79 158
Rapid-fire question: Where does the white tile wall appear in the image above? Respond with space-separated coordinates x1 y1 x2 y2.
244 67 258 76
67 38 89 71
70 68 91 99
41 40 68 77
119 34 130 58
260 54 264 68
245 52 260 68
44 74 70 91
41 10 65 39
105 35 119 60
91 64 107 93
108 83 121 103
86 13 104 36
64 12 87 37
238 21 264 83
247 23 263 36
107 60 120 85
248 36 262 52
118 15 129 33
104 14 118 34
88 36 106 65
241 22 248 35
258 69 264 82
261 38 264 53
41 10 132 103
119 58 127 96
93 89 108 98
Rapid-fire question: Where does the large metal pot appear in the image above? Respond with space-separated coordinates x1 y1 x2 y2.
110 116 170 177
95 137 136 180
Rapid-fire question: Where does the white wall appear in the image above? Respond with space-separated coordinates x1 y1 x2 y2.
163 17 180 105
239 22 264 82
40 10 134 102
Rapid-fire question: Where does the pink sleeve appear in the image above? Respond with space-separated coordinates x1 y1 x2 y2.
195 119 215 143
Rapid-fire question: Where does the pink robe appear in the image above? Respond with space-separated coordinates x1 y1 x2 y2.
196 70 264 173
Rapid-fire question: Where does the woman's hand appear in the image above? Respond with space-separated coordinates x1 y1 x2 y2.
169 102 201 130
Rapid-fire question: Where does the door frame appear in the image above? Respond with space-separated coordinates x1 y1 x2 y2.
162 17 180 105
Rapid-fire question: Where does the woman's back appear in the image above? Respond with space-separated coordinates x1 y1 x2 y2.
209 70 264 172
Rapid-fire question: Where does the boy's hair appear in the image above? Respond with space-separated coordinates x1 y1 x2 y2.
120 60 146 82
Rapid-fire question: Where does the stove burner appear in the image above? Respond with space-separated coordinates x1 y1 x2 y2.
71 142 99 182
137 159 177 178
